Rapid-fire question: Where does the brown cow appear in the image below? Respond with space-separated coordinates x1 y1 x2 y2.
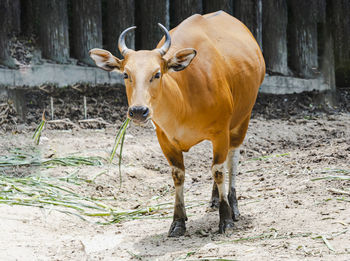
90 11 265 237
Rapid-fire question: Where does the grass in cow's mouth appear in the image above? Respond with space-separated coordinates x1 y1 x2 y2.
109 118 130 186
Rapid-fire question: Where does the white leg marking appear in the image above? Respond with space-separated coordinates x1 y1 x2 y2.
227 148 239 190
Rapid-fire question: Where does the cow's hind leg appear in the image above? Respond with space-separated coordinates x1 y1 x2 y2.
210 148 239 212
227 148 240 221
227 116 250 220
212 133 234 234
156 128 187 237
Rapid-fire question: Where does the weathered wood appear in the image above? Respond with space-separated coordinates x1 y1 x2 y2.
262 0 288 75
328 0 350 87
71 0 102 65
135 0 169 50
287 0 318 78
104 0 135 57
318 0 335 92
234 0 262 47
8 0 21 34
203 0 233 15
38 0 70 63
0 0 16 68
20 0 34 36
170 0 202 29
20 0 40 36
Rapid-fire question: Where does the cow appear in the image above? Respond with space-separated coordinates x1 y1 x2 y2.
89 11 265 237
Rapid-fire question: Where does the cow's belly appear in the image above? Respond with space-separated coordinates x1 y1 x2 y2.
165 125 206 152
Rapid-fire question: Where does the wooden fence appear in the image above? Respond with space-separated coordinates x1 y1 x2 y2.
0 0 349 88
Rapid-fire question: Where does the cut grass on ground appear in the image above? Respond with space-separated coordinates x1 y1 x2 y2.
0 172 204 224
0 149 104 168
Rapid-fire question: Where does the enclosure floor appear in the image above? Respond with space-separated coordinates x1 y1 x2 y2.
0 114 349 260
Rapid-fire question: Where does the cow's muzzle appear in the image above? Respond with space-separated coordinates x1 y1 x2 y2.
128 106 150 124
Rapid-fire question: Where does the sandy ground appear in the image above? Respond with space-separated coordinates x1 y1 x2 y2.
0 113 350 261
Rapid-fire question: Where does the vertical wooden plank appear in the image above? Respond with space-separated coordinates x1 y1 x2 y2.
20 0 34 36
328 0 350 87
135 0 169 50
203 0 233 15
0 0 21 37
0 0 16 68
9 0 21 34
71 0 102 65
38 0 70 63
104 0 135 57
170 0 202 29
287 0 318 78
234 0 262 47
262 0 288 75
317 0 335 92
20 0 40 37
319 24 335 90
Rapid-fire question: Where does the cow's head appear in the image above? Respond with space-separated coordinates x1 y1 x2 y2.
89 24 196 124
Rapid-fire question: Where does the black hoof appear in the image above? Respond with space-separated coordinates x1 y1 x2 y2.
232 208 240 221
218 219 235 234
168 220 186 237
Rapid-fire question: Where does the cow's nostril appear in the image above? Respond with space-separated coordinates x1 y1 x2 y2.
142 107 149 117
129 110 134 117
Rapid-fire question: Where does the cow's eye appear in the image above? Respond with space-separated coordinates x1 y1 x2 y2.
154 72 161 79
123 72 128 79
150 71 161 82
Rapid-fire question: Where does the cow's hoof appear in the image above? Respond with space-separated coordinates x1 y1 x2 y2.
232 208 240 221
168 220 186 237
218 219 234 234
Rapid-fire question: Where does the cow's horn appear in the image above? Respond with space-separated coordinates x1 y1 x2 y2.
157 23 171 56
118 26 136 56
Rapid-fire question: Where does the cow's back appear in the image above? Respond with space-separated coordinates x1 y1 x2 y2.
202 11 265 126
159 11 265 137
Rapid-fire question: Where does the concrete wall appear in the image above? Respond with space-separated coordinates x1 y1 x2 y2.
0 64 332 94
260 75 330 94
0 64 123 87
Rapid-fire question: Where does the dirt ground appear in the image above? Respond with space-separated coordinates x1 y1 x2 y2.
0 100 349 260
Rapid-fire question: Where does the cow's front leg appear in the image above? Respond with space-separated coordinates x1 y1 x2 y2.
155 127 187 237
209 181 220 210
212 134 234 234
168 166 187 237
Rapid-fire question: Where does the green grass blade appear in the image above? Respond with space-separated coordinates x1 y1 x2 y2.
311 175 350 181
321 235 335 252
110 119 129 163
33 110 46 145
118 121 128 187
109 120 128 162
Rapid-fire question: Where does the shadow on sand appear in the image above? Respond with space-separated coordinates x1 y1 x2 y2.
132 210 254 259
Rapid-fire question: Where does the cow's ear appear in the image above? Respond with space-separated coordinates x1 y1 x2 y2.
167 48 197 72
89 48 122 72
